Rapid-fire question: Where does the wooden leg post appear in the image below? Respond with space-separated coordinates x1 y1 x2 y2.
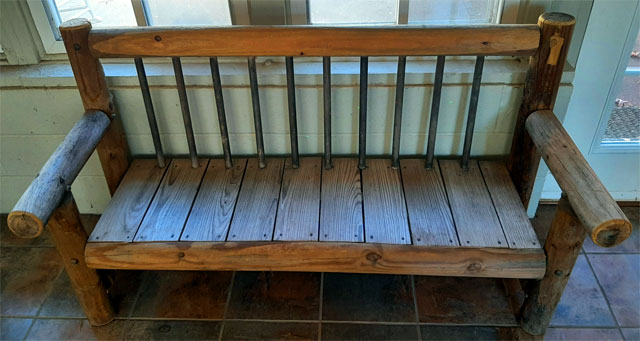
520 194 586 335
48 191 115 326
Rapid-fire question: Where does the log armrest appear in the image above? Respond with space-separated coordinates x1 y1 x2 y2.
7 110 111 239
526 110 632 247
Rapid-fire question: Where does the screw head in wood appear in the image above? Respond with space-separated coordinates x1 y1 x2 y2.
177 252 185 258
73 44 81 51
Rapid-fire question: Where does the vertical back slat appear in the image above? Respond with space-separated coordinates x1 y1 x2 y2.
248 57 266 168
391 56 406 168
323 56 332 170
461 56 485 170
425 56 446 169
358 56 369 170
171 57 198 168
285 57 299 168
209 57 233 169
134 58 165 168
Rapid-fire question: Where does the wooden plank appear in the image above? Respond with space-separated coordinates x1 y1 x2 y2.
320 158 363 242
439 160 508 248
274 157 321 241
133 159 207 242
85 241 546 279
362 159 410 244
89 159 168 242
181 159 247 242
227 158 284 241
88 26 540 58
479 160 540 249
400 159 458 246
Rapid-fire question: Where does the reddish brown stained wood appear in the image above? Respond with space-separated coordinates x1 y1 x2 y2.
88 25 540 58
320 158 364 242
84 241 546 279
181 159 247 242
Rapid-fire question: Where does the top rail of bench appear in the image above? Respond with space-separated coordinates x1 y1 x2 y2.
86 24 541 58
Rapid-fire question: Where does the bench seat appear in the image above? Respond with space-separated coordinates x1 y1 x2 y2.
84 157 544 278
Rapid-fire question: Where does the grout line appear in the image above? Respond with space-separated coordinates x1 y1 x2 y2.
318 272 324 341
583 254 622 329
218 271 236 341
23 266 65 339
21 318 37 341
411 275 422 340
127 271 148 319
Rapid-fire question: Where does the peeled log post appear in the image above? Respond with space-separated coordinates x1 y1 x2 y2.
7 110 110 238
526 110 631 247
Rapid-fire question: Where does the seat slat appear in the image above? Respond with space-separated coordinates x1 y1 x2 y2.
362 159 410 244
134 159 207 242
89 159 168 242
320 158 363 242
479 160 540 249
400 159 458 246
274 157 321 241
440 160 508 248
227 158 284 241
181 159 247 242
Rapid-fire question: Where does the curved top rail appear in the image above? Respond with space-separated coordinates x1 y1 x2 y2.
86 24 540 58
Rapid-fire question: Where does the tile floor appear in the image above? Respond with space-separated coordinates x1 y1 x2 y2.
0 205 638 340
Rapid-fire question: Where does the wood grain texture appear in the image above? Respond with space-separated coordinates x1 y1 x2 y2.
440 160 508 248
84 241 545 279
48 192 114 326
274 157 321 241
88 159 168 242
227 158 284 241
320 158 363 242
508 13 575 207
400 159 458 246
526 110 631 247
88 25 540 58
362 159 411 244
479 160 540 249
134 159 207 242
8 110 110 238
181 159 246 242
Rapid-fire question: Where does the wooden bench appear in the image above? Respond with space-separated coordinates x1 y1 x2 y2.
7 13 632 336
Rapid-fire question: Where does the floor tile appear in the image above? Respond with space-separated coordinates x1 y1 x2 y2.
588 254 640 327
420 325 500 340
226 271 320 320
621 328 640 340
221 321 317 340
0 247 63 316
322 273 415 322
0 317 33 340
551 255 616 327
132 271 232 319
26 318 222 340
414 276 515 325
583 206 640 253
545 328 623 340
322 323 418 340
39 270 142 318
0 215 55 247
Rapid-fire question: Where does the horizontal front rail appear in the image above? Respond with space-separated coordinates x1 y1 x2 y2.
85 241 546 279
89 25 540 58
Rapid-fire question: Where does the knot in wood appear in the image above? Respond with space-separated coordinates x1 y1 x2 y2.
366 252 382 263
177 252 185 258
467 262 482 272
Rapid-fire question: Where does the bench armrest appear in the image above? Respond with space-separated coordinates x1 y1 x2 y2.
526 110 632 247
7 110 111 238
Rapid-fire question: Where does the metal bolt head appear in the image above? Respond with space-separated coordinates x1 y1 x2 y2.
154 35 162 42
73 44 81 51
554 270 564 276
70 258 79 265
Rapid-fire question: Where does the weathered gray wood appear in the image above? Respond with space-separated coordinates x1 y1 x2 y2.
440 160 508 248
479 160 540 249
320 158 364 242
88 159 169 242
362 159 410 244
274 157 321 241
8 110 110 239
227 158 284 241
181 159 246 242
400 159 458 246
526 110 631 247
134 159 207 242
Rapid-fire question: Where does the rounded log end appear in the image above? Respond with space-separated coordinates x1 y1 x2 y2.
592 219 633 248
59 18 92 31
7 211 44 239
539 12 576 26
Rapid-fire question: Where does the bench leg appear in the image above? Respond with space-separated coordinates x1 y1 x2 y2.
520 194 586 335
48 191 115 326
